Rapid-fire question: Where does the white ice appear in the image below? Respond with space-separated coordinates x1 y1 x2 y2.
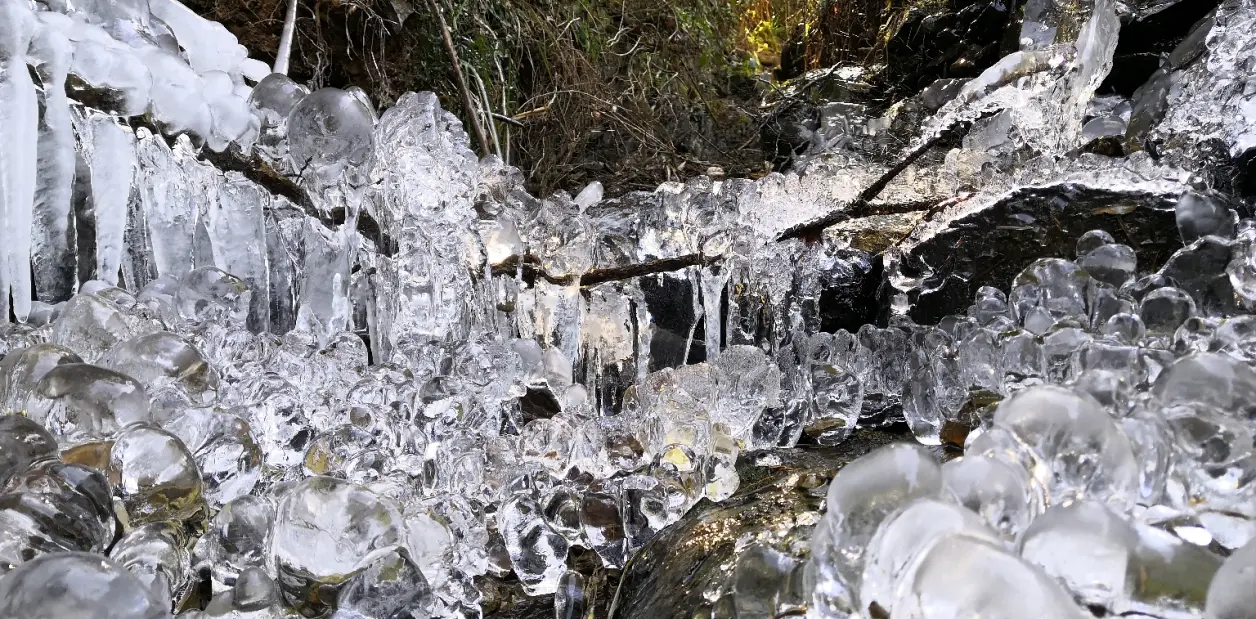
0 1 40 321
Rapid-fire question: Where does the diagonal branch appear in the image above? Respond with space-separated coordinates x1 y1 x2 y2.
274 0 299 75
775 113 991 242
423 0 493 157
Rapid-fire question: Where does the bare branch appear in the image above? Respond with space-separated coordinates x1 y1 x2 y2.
274 0 299 75
423 0 493 157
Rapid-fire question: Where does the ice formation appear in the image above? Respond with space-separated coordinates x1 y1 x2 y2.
2 0 1256 617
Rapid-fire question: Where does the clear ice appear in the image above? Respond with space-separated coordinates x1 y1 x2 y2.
1 0 1256 617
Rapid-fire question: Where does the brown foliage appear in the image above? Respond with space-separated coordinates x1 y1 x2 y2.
184 0 927 197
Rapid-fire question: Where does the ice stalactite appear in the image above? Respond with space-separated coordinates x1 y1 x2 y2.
136 131 193 279
82 113 138 287
29 24 77 304
293 219 351 344
700 264 731 364
0 3 40 321
209 173 272 332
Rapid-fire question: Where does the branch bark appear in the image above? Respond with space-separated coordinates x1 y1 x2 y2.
424 0 493 157
775 112 992 242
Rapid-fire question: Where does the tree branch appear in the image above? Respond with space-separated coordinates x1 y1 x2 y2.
423 0 493 157
274 0 299 75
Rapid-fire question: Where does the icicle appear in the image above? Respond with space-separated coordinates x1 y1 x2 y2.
265 197 300 335
700 263 731 363
29 23 77 304
136 131 192 278
629 280 653 383
683 267 703 363
86 114 137 286
121 178 156 291
294 218 351 345
70 123 96 286
0 3 39 321
574 180 602 211
209 172 272 332
559 279 584 368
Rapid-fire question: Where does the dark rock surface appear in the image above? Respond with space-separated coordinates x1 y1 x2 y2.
887 174 1185 324
608 429 906 619
478 429 908 619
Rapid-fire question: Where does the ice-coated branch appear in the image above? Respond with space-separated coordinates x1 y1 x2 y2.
274 0 299 75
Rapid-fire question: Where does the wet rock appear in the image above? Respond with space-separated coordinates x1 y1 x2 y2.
885 164 1187 324
0 414 58 482
1102 0 1222 98
480 547 617 619
877 1 1019 100
608 429 905 619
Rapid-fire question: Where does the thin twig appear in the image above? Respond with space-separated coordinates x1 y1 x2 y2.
775 112 992 242
495 53 511 165
470 66 502 158
423 0 492 156
492 112 524 128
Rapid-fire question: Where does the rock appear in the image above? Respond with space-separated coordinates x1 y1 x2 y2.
1129 0 1256 197
608 429 906 619
1102 0 1222 97
885 159 1188 323
877 1 1019 99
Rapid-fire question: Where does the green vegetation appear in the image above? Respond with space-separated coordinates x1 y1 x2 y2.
186 0 958 196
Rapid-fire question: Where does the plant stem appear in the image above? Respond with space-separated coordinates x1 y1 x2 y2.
424 0 493 157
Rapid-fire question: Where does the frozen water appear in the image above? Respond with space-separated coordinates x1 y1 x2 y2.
1177 191 1236 244
0 551 170 619
0 1 39 323
808 443 944 614
192 495 272 588
3 1 1256 616
29 22 77 305
27 363 153 445
988 385 1138 505
271 476 406 615
1018 501 1139 609
1207 538 1256 619
0 458 117 572
892 534 1087 619
287 87 375 189
81 113 138 286
110 522 194 609
335 548 433 619
501 494 570 594
108 424 205 526
943 455 1042 540
249 73 307 162
858 498 1000 615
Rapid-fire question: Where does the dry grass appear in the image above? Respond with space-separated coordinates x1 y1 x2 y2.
186 0 918 196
